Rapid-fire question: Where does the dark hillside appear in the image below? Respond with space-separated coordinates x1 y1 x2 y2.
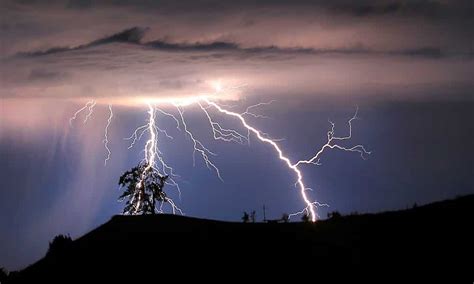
8 195 474 281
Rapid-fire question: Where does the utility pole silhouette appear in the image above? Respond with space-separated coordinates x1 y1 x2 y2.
263 205 266 222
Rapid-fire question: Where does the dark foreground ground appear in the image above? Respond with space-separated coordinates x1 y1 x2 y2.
5 195 474 281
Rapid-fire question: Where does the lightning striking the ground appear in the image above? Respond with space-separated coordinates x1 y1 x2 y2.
204 99 370 221
203 99 314 220
68 84 369 221
126 103 183 214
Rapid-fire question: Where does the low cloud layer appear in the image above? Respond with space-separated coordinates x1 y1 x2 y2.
1 28 472 103
2 0 473 54
2 0 473 103
20 26 462 59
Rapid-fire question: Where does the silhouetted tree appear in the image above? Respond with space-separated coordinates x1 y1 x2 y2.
327 211 342 219
47 234 72 255
119 163 168 215
282 213 290 223
250 211 256 223
242 212 250 223
301 213 310 223
0 267 8 283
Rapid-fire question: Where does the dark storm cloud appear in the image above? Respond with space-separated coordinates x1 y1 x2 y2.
393 47 444 58
17 26 455 60
61 0 471 18
2 0 473 57
1 0 473 97
34 0 472 25
18 27 148 57
2 25 472 102
325 1 442 17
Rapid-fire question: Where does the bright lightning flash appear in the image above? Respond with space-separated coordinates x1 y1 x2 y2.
68 83 369 221
103 104 113 165
127 103 183 214
203 99 370 221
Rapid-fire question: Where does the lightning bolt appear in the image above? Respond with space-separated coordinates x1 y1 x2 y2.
71 101 114 166
130 103 183 214
203 98 319 220
198 101 248 144
174 103 223 181
294 107 371 166
83 100 96 123
155 107 182 131
203 98 369 222
69 100 95 126
68 84 369 221
241 100 276 119
103 104 113 166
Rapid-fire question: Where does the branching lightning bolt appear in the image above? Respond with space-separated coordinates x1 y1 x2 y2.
131 103 183 214
241 100 276 119
69 100 95 126
204 99 320 220
83 100 96 123
294 107 371 167
198 101 248 144
68 83 369 220
174 104 223 181
155 107 182 131
204 99 370 222
125 124 148 149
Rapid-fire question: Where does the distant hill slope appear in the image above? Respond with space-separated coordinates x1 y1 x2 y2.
8 195 474 281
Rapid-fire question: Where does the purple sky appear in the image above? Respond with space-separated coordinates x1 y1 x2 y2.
1 0 473 271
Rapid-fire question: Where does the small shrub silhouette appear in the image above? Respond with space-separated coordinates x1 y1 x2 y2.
327 211 342 219
47 234 73 256
0 267 8 283
301 213 310 223
250 211 256 223
242 212 250 223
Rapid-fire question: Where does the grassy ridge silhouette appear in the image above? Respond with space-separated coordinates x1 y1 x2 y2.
4 195 473 281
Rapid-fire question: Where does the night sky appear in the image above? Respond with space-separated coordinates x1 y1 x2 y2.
1 0 473 270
